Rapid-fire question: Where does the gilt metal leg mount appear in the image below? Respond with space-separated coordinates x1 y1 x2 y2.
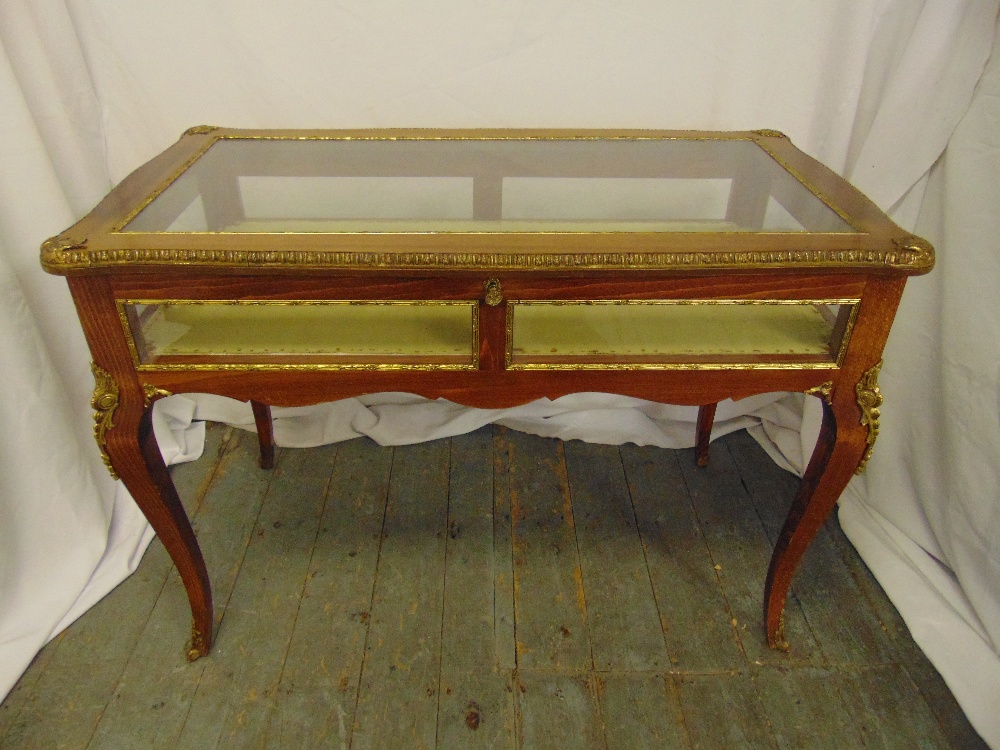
854 360 883 474
90 362 120 479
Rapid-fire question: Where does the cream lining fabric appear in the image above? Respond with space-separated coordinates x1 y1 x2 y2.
136 302 476 360
1 3 998 744
510 303 836 359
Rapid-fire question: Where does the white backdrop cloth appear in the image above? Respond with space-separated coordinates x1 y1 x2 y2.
1 2 999 745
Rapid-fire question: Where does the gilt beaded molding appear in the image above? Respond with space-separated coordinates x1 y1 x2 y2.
41 239 935 274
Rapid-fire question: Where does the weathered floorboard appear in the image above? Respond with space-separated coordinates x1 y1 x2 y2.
727 430 896 665
677 442 820 665
0 424 229 750
506 431 592 671
516 672 606 750
620 443 744 672
349 439 450 750
92 427 266 750
563 441 669 672
835 664 954 750
175 442 339 749
265 436 392 749
492 427 517 672
675 671 778 749
436 429 516 750
599 674 690 750
0 424 984 750
825 511 991 750
754 666 866 749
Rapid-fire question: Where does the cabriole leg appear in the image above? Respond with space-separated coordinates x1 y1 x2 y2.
250 400 275 470
95 367 214 660
695 402 718 466
763 385 872 649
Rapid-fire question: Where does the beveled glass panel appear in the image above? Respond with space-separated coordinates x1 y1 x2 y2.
239 176 475 221
509 301 855 368
122 301 476 368
501 177 735 230
121 138 856 233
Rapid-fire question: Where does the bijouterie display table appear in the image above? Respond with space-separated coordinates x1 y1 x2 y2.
41 127 933 659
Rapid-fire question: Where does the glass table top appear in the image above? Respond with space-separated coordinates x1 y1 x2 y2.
121 137 856 234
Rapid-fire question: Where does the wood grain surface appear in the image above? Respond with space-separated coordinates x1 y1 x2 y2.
0 425 983 749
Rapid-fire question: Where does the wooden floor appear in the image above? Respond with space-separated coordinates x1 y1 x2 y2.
0 424 985 749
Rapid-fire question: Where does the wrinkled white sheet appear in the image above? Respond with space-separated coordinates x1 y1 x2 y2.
1 2 998 745
838 26 1000 737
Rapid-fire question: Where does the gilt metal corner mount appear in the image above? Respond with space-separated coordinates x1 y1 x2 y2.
854 361 883 473
90 362 120 479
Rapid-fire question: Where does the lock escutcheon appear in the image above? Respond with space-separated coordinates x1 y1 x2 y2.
484 278 503 306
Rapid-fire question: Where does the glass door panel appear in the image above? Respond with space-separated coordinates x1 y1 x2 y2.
509 300 856 369
120 300 478 369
